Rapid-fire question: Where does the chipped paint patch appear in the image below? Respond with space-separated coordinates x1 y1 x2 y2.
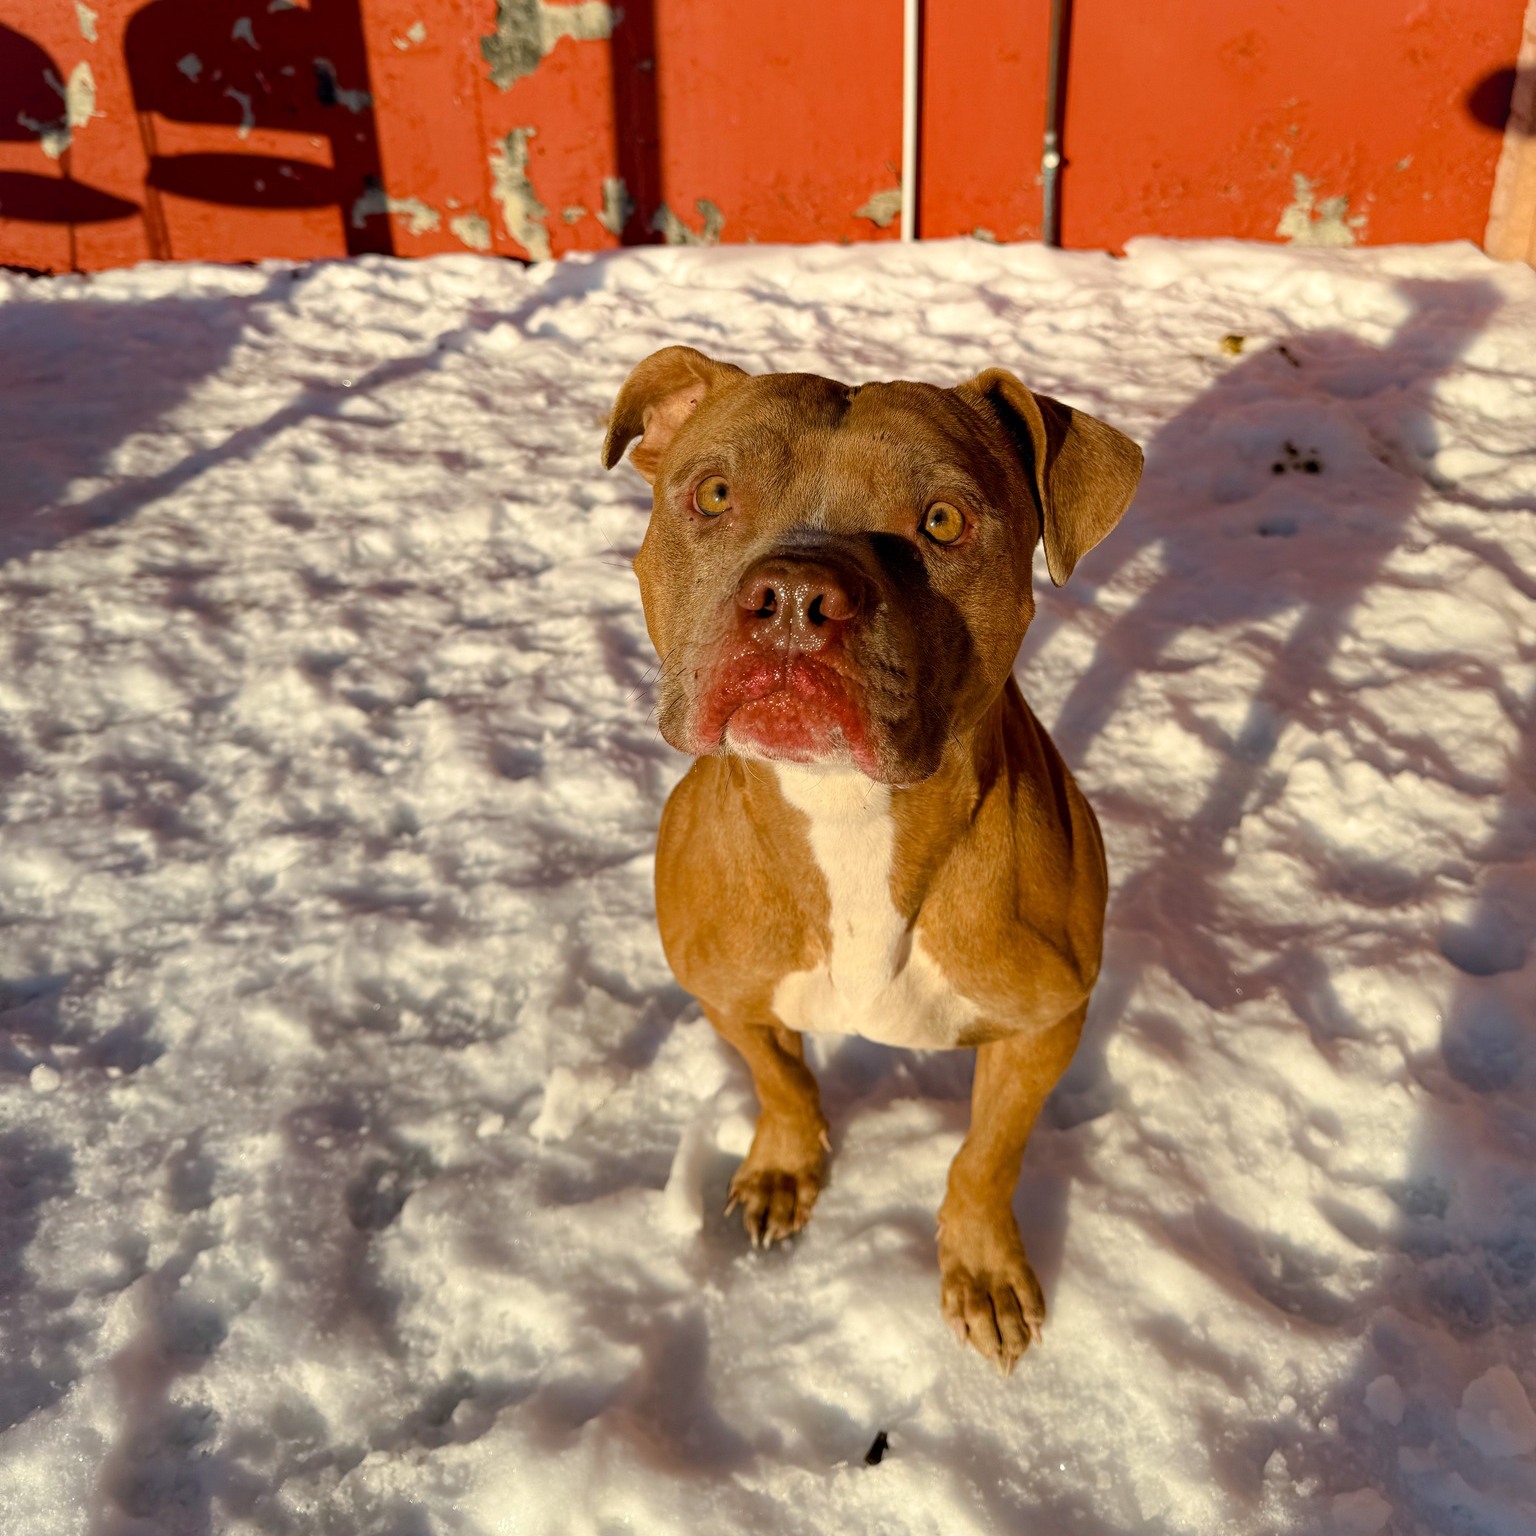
651 198 724 246
177 53 203 81
394 21 428 50
1276 173 1366 247
75 3 99 42
562 205 586 224
64 62 95 131
351 187 441 236
971 227 998 243
225 86 255 140
233 17 259 49
855 187 902 229
16 118 69 160
598 176 633 237
481 0 614 90
450 212 492 251
491 128 551 261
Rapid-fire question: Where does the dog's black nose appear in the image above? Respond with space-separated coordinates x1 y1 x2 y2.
735 557 861 649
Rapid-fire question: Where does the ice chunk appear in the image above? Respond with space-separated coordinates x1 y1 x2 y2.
1458 1365 1536 1458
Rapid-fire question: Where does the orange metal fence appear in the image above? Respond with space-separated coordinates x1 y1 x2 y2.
0 0 1526 273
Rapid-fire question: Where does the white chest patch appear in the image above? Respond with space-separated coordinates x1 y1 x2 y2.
770 763 982 1049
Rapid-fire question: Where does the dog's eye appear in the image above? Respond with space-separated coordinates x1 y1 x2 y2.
922 502 965 545
694 476 732 517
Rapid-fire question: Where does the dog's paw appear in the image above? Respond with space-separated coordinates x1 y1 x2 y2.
725 1163 821 1247
938 1230 1045 1374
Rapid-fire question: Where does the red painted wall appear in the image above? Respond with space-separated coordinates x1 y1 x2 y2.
0 0 1524 273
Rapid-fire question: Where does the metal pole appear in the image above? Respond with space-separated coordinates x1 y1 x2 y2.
901 0 921 241
1042 0 1070 247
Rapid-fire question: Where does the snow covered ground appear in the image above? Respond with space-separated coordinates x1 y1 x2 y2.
1 235 1534 1536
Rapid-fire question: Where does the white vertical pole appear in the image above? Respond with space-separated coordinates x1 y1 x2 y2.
901 0 920 241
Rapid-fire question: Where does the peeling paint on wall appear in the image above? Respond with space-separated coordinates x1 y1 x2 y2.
19 62 97 159
562 205 586 224
481 0 614 90
351 187 442 235
450 212 492 251
1275 173 1365 247
598 176 633 236
491 128 551 261
314 59 372 113
855 187 902 229
232 17 259 49
68 63 96 128
394 21 428 50
177 53 202 81
652 199 724 246
75 3 99 43
225 86 255 140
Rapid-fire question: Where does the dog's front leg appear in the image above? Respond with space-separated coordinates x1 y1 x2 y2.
707 1008 829 1246
937 1006 1086 1372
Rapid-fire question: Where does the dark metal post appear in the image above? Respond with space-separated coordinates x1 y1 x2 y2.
1042 0 1071 247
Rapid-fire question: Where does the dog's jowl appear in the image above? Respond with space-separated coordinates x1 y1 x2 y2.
603 346 1142 1373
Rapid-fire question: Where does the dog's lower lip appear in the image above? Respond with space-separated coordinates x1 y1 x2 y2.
697 653 878 771
724 694 845 759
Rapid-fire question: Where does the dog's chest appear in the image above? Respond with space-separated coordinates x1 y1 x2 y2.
769 765 981 1049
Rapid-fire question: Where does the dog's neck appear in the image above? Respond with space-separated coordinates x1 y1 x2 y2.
718 681 1038 914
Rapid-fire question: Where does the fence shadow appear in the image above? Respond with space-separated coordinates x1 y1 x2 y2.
0 274 290 569
1041 272 1501 1095
1277 675 1536 1526
1015 275 1536 1523
1034 275 1493 1129
0 1129 76 1436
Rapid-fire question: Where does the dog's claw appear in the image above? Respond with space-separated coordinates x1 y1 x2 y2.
727 1164 820 1247
939 1231 1046 1375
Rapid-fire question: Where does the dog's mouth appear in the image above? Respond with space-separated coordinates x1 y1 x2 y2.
691 650 881 777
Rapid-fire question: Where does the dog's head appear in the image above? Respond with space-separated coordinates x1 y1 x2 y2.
604 346 1141 784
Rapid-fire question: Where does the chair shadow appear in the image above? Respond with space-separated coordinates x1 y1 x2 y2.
607 0 662 243
123 0 394 259
0 22 140 264
3 2 394 266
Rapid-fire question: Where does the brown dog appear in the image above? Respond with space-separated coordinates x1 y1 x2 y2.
602 346 1142 1372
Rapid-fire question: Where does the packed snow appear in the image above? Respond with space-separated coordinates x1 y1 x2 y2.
0 235 1534 1536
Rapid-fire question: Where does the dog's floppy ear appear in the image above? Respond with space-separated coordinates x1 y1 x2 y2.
602 346 747 483
962 368 1143 586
